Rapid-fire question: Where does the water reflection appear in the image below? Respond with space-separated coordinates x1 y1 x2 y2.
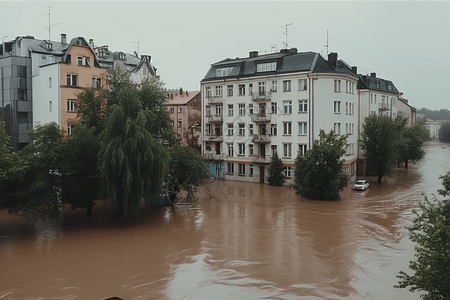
0 142 449 300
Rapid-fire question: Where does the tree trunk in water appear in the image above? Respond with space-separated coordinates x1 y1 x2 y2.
378 174 382 184
405 159 408 169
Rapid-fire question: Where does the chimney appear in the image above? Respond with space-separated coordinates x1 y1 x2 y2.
89 39 94 49
170 93 173 99
370 72 376 77
289 48 298 55
328 52 338 68
186 90 189 96
179 87 183 95
351 66 357 74
61 33 67 44
249 51 258 58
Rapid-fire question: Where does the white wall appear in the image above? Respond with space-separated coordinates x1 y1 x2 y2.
32 63 60 128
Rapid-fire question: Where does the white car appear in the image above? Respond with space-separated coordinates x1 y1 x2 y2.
353 180 369 191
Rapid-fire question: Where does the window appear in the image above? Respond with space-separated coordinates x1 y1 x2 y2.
298 144 307 156
206 106 211 116
178 106 182 113
334 123 341 134
334 101 341 113
67 100 76 112
283 80 291 92
206 124 212 135
257 62 277 72
227 143 234 156
346 102 349 114
271 124 277 136
283 101 292 114
258 82 265 95
216 67 233 77
298 79 307 91
249 124 254 135
271 145 277 157
143 68 147 75
298 100 307 112
215 105 222 115
206 87 212 97
170 107 174 113
49 77 52 88
92 77 102 88
228 104 233 116
249 104 253 115
249 164 254 176
283 144 292 158
227 162 234 174
67 74 78 87
227 124 233 135
49 101 52 112
334 80 341 92
77 56 90 66
283 122 292 135
271 80 277 92
376 82 380 89
171 120 174 127
249 144 254 155
215 86 223 96
271 102 277 114
178 121 182 128
205 142 211 151
249 84 253 95
238 163 246 175
238 123 245 136
239 84 245 96
284 167 292 177
238 144 245 155
239 104 245 116
388 84 392 91
298 122 307 135
227 85 233 96
346 81 350 93
67 124 72 135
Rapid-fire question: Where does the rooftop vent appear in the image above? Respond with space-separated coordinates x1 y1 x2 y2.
370 72 376 77
61 33 67 45
249 51 258 58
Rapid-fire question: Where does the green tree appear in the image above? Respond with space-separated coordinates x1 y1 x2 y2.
439 122 450 143
293 129 348 200
10 123 63 221
58 124 101 216
394 117 428 169
0 121 28 209
397 172 450 299
76 86 107 136
165 146 209 202
268 151 285 186
98 70 170 219
360 114 398 184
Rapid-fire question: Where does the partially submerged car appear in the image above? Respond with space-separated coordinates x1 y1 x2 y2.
353 180 369 191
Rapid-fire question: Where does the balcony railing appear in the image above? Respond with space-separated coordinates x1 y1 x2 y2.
204 134 223 141
251 134 271 143
378 102 390 110
206 95 223 104
251 113 272 122
251 91 272 101
250 154 271 163
205 114 223 123
204 152 225 160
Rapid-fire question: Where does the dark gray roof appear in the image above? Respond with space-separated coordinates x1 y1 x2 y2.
357 74 399 94
20 36 69 55
96 49 156 75
201 49 357 82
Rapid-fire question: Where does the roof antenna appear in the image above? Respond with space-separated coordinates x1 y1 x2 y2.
44 6 62 41
271 44 277 53
281 23 293 49
131 36 143 57
324 30 333 56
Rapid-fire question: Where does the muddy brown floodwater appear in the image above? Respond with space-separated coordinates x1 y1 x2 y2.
1 141 450 300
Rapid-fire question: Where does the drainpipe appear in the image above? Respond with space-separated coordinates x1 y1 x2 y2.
307 73 318 147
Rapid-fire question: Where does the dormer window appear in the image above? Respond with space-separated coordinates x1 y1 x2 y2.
77 56 90 66
216 67 234 77
387 84 392 91
376 82 380 89
119 52 126 60
44 41 53 50
257 62 277 72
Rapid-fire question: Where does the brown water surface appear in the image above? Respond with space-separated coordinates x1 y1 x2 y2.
1 141 449 300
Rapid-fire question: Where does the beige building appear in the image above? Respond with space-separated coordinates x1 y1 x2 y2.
164 88 201 150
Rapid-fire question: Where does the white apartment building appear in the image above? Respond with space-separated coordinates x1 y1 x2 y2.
201 49 358 184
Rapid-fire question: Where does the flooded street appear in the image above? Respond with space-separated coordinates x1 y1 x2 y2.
1 141 449 300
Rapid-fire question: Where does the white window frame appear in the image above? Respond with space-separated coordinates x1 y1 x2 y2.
271 80 277 92
67 74 78 87
334 101 341 113
239 104 245 116
283 144 292 158
283 101 292 114
227 85 233 96
227 124 234 136
283 80 291 92
298 79 307 91
284 166 292 177
334 80 341 92
238 163 246 175
77 56 90 66
271 102 277 114
67 100 76 112
271 123 277 136
215 86 223 96
92 77 102 88
227 143 234 156
227 162 234 174
298 144 307 156
228 104 233 116
238 143 245 155
238 84 245 96
238 123 245 136
298 100 307 112
283 122 292 135
298 122 307 135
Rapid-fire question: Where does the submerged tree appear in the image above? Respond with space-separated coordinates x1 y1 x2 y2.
293 129 348 200
439 122 450 143
268 151 285 186
397 172 450 299
98 69 169 219
360 114 398 184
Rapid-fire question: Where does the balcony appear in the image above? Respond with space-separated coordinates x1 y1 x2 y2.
204 152 225 161
204 134 223 142
250 154 271 163
378 102 390 111
206 95 224 104
251 113 271 123
252 134 271 143
205 114 223 123
251 91 272 101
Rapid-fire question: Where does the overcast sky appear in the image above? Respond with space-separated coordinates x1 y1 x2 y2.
1 1 449 110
